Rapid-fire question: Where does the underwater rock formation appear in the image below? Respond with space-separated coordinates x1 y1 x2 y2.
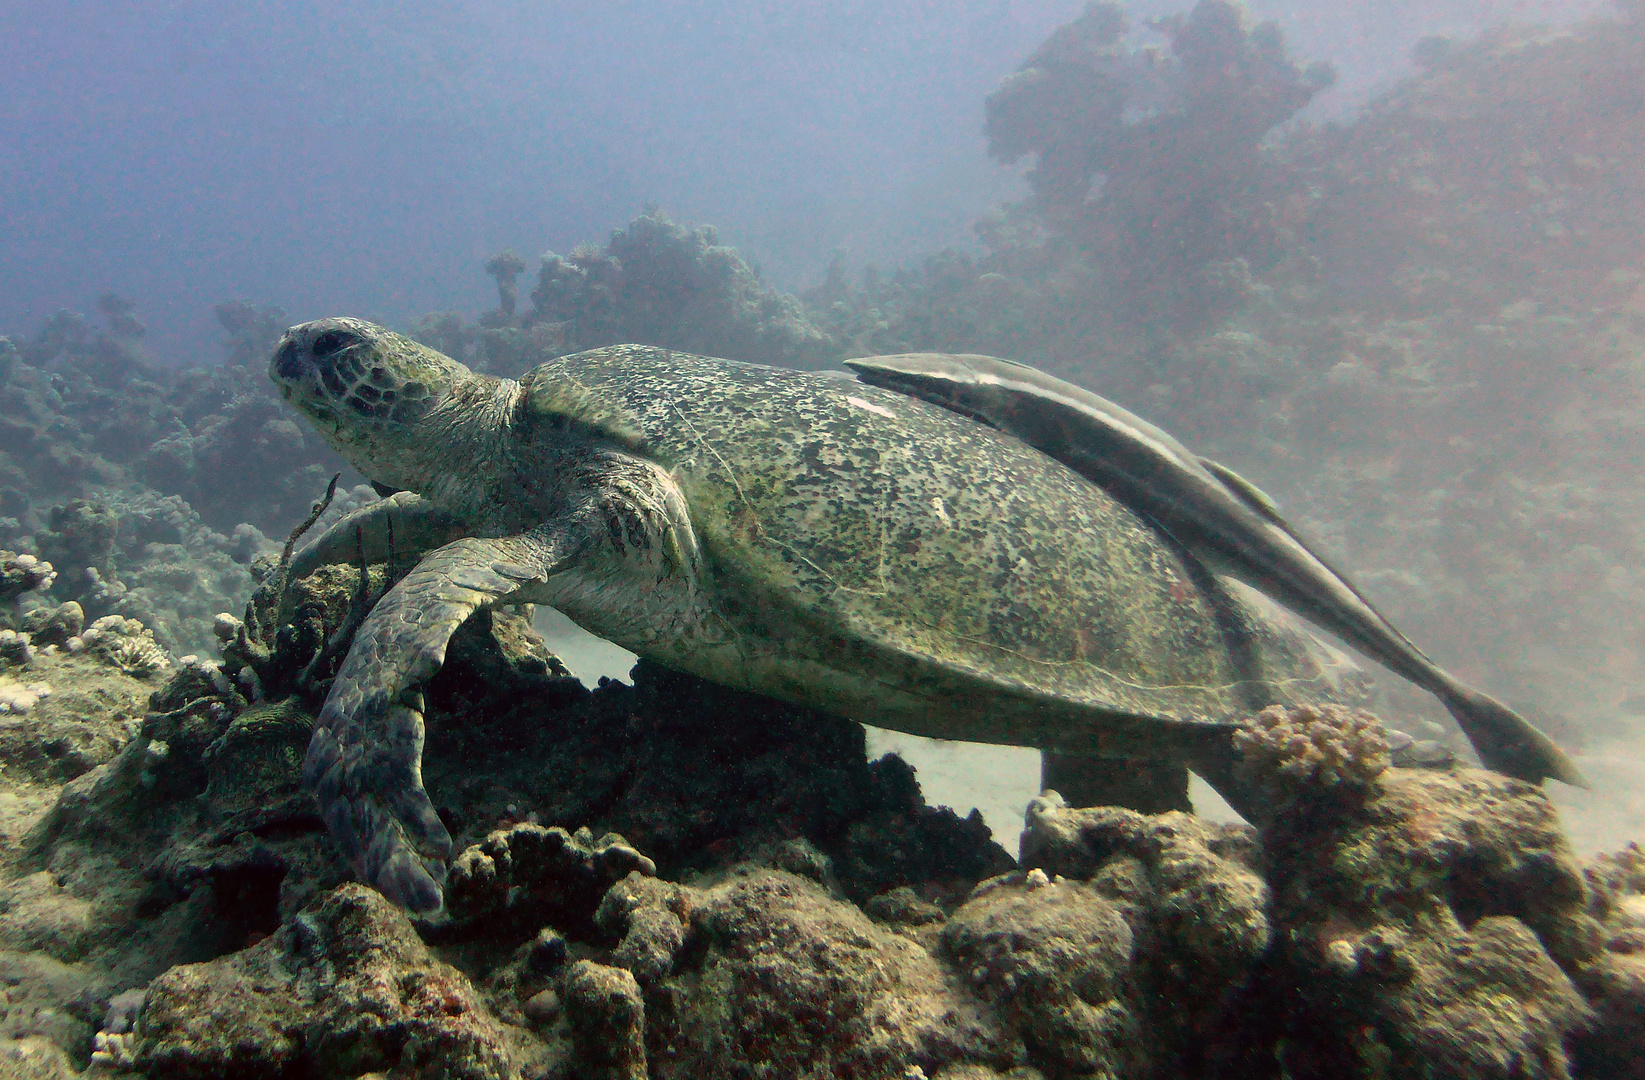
138 884 516 1079
597 867 1013 1078
1008 795 1270 1075
1254 766 1595 1078
0 553 1635 1077
0 536 1021 1074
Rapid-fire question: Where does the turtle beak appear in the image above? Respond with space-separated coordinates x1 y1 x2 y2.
271 335 307 384
269 319 372 401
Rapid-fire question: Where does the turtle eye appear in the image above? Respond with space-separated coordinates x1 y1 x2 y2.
311 328 357 359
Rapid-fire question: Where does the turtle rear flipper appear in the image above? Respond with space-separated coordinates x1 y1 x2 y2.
303 525 595 913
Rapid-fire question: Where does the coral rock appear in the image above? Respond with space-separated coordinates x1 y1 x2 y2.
625 869 1012 1079
0 674 49 714
1011 793 1271 1073
1021 793 1270 977
0 628 35 667
445 822 656 938
0 1037 78 1080
944 875 1141 1076
137 884 514 1079
22 601 83 646
0 551 56 600
562 961 647 1080
1234 701 1390 796
1262 767 1593 1079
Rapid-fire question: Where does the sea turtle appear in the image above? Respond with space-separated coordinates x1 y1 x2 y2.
270 318 1365 913
845 351 1584 788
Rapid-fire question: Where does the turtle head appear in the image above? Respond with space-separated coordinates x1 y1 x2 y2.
270 318 475 490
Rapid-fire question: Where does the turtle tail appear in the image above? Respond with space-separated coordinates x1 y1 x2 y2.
1443 686 1588 788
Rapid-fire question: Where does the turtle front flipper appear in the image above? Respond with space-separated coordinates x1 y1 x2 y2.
288 491 469 584
304 525 589 913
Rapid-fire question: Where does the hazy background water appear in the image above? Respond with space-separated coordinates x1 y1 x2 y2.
0 0 1602 361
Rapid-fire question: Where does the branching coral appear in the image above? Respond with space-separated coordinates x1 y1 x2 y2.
79 615 171 679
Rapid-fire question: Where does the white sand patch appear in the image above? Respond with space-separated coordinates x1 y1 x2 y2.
1549 740 1645 857
532 608 639 686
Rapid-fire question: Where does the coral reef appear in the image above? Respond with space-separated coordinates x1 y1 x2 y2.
983 0 1332 332
526 212 836 370
802 1 1645 748
1007 795 1270 1075
0 7 1638 1076
0 290 339 542
0 534 1635 1077
22 601 83 648
1 552 57 602
12 492 274 658
1007 764 1608 1078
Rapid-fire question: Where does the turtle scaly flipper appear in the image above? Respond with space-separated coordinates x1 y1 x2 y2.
304 527 589 913
287 491 469 584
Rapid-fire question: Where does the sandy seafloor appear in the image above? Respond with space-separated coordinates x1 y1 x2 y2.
533 609 1645 858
